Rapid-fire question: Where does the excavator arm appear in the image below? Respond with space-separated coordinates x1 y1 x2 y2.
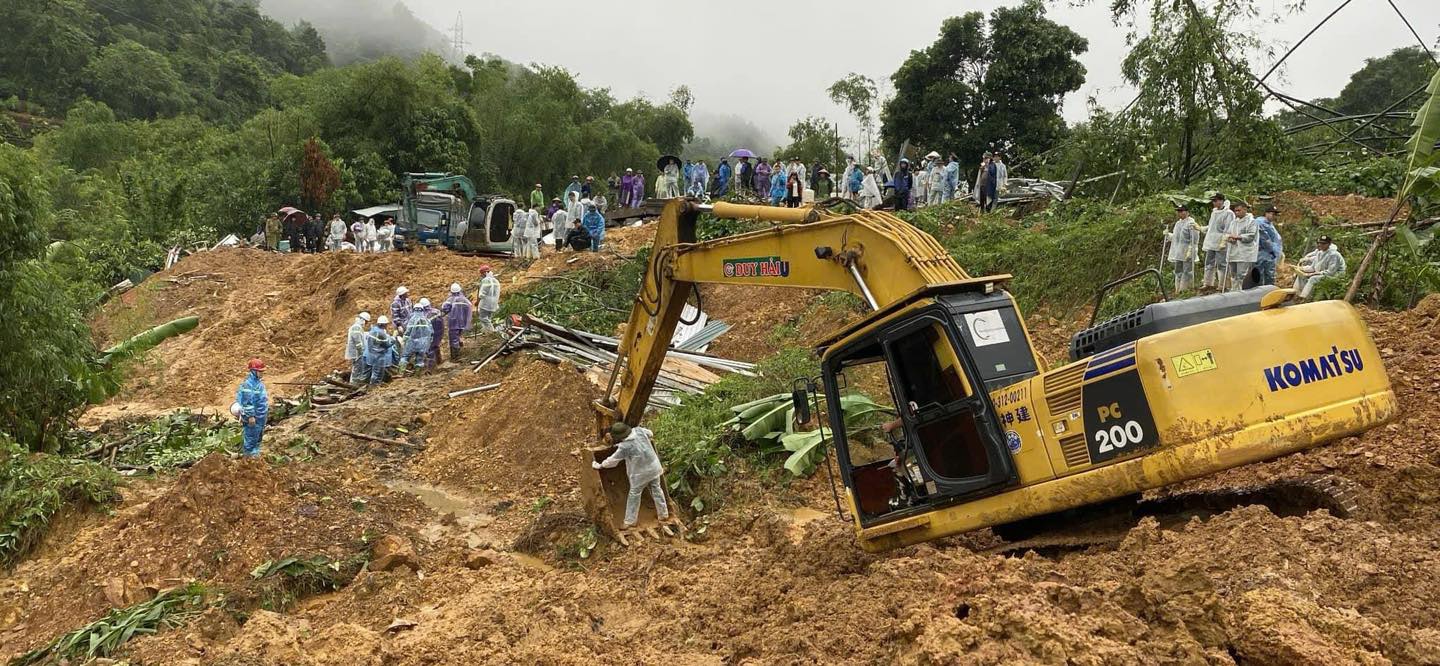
596 200 971 427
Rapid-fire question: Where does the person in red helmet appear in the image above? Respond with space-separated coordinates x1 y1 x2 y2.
236 359 269 457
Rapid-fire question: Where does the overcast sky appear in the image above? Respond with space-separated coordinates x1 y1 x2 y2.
406 0 1439 141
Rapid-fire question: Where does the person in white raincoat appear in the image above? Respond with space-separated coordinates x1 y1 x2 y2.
327 214 347 252
926 157 945 206
475 265 501 331
839 157 858 201
1201 193 1235 290
549 203 571 251
1165 204 1203 293
376 218 395 252
593 422 670 529
512 205 539 260
912 158 930 207
1225 202 1259 291
1293 235 1347 299
661 161 682 198
363 218 378 253
345 311 371 385
872 152 892 186
859 167 883 209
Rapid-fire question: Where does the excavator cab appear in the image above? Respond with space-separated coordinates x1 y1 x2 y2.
820 292 1031 528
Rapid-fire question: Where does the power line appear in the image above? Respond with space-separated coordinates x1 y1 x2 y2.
1386 0 1439 67
1258 0 1355 84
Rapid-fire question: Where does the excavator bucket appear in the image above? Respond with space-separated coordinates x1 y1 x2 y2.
579 443 683 546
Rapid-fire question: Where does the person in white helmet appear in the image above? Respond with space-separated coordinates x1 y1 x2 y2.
441 282 473 361
346 311 372 384
363 315 394 385
389 286 411 327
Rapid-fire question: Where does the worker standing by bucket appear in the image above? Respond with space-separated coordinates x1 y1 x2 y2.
592 422 671 532
236 359 269 458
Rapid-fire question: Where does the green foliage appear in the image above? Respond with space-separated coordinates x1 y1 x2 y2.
249 554 361 611
648 348 820 511
775 116 844 171
83 40 189 120
724 393 890 477
88 411 242 472
1196 158 1405 200
1399 68 1440 211
880 1 1088 162
902 198 1173 314
497 250 650 333
0 439 120 567
14 582 209 665
828 73 878 153
0 146 101 451
2 0 323 118
1119 2 1285 186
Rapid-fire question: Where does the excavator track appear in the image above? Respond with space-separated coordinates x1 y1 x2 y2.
985 475 1368 557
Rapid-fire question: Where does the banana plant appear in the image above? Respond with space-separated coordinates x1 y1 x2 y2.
1348 67 1440 301
725 392 890 477
84 316 200 403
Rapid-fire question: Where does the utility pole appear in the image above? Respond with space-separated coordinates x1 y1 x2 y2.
449 12 469 60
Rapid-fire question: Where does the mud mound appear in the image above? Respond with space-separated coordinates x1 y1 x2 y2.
92 248 518 410
0 455 422 657
1274 190 1403 225
414 358 599 498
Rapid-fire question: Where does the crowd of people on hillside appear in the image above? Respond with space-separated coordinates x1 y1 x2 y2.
234 263 504 458
1164 193 1346 299
637 148 1012 213
256 211 401 254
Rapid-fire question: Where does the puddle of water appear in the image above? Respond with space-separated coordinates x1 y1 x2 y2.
386 479 475 516
508 552 556 572
387 479 498 547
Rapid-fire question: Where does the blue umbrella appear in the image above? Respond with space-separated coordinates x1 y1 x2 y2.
729 148 756 159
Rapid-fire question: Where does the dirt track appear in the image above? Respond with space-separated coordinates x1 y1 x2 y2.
5 224 1440 664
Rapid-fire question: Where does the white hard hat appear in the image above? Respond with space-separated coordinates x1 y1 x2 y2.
396 286 409 296
229 402 242 418
419 298 431 308
359 311 372 322
377 315 389 325
450 283 462 293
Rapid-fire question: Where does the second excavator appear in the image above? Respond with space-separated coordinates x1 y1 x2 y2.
582 198 1396 552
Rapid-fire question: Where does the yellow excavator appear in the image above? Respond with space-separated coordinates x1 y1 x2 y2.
582 198 1397 552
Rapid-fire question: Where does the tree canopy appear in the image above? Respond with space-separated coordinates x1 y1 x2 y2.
879 0 1087 161
0 0 326 119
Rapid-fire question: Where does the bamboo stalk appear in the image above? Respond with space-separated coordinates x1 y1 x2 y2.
447 383 501 398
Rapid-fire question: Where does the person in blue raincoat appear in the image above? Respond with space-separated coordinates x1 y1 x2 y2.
713 159 732 197
401 299 434 373
848 163 864 199
769 166 786 206
236 359 269 457
364 316 395 385
582 199 606 251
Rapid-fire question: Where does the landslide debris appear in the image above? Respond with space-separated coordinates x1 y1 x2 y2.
6 225 1437 664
